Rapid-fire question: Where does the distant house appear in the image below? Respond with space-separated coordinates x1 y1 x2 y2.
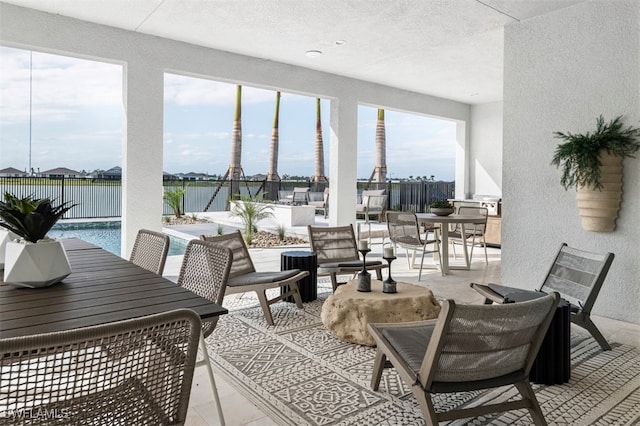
41 167 81 179
163 171 178 181
0 167 26 177
176 172 208 181
99 166 122 180
248 173 266 181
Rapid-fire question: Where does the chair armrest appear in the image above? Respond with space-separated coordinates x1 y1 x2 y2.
470 282 506 304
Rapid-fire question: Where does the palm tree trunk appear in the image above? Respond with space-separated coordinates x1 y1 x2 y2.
312 98 327 188
267 92 280 182
229 85 242 199
375 108 387 188
266 91 281 200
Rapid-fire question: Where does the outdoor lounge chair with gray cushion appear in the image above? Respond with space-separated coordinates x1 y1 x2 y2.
129 228 170 275
369 293 560 425
0 308 201 425
200 230 307 325
471 243 615 351
308 224 387 291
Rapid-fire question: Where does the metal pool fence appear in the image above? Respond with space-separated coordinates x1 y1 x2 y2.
0 176 454 219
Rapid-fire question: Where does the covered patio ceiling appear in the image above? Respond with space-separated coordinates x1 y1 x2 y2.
2 0 585 104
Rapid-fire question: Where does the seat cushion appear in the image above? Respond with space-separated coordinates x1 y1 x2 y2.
382 325 434 375
319 260 384 269
227 269 302 287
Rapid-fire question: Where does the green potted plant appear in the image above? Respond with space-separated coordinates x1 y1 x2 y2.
429 200 454 216
0 192 76 287
551 115 640 232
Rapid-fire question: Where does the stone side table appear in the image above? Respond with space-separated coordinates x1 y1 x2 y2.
321 279 441 346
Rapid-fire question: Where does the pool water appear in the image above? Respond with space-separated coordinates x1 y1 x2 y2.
49 221 187 256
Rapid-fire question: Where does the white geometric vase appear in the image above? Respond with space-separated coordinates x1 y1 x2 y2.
3 239 72 288
0 229 18 269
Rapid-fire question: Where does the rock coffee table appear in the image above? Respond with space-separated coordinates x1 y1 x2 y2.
321 279 441 346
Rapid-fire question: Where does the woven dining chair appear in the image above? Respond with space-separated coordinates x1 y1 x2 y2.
386 211 443 279
0 309 201 426
369 293 560 425
449 206 488 265
177 239 232 425
200 231 307 325
129 228 170 275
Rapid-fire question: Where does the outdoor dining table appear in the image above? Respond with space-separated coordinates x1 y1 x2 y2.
0 238 227 339
415 213 486 275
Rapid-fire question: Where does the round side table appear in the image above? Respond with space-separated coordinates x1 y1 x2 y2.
280 251 317 302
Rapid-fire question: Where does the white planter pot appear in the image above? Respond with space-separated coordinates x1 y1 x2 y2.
3 239 72 288
0 229 18 269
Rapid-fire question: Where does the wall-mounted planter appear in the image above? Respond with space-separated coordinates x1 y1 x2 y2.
575 152 623 232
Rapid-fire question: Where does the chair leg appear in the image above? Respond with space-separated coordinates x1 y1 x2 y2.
256 290 275 326
370 349 386 391
413 388 439 426
330 273 339 292
515 380 547 426
418 245 427 281
290 282 304 309
481 235 488 265
574 314 612 351
375 268 383 281
199 333 226 426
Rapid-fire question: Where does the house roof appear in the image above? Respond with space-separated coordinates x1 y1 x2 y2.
41 167 81 175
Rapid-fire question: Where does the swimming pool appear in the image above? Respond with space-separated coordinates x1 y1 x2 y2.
49 221 187 256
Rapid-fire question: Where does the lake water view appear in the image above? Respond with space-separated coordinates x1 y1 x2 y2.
49 221 188 256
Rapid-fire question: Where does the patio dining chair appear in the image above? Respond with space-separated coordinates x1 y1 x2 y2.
369 293 560 425
200 230 307 325
471 243 615 351
129 228 170 275
177 239 233 425
356 189 387 224
449 206 488 265
386 211 443 279
0 308 201 425
307 224 387 292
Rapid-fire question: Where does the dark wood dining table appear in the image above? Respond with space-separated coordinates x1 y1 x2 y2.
0 238 227 339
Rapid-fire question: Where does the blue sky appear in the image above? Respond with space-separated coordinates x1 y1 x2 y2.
0 46 456 180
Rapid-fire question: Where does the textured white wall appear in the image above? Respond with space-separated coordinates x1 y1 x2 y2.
503 1 640 324
470 102 503 197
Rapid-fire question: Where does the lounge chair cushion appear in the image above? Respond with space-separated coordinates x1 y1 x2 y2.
319 260 383 270
227 269 302 287
382 325 434 375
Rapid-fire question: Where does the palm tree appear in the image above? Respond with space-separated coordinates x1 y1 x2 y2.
229 85 242 199
312 98 327 187
374 108 387 188
267 91 281 183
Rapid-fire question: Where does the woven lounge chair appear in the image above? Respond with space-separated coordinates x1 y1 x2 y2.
200 230 307 325
129 228 170 275
307 224 387 291
369 293 560 425
471 243 615 351
0 309 201 425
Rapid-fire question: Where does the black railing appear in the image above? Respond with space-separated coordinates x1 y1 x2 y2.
0 176 454 218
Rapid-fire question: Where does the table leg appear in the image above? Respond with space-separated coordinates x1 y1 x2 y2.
440 225 450 274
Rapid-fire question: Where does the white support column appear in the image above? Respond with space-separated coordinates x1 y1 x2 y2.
454 120 469 199
328 97 358 226
121 62 164 258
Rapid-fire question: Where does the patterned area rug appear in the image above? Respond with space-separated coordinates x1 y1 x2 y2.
205 283 640 425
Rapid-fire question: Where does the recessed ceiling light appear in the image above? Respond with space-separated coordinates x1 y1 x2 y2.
305 50 322 58
334 40 347 46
